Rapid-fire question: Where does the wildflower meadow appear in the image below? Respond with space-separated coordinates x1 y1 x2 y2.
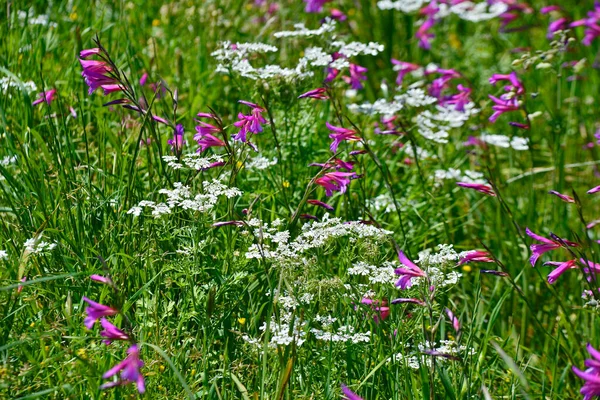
3 0 600 398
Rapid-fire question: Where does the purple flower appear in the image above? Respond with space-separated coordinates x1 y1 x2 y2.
457 250 494 265
32 89 57 106
100 344 145 394
445 308 460 333
307 199 334 211
489 72 525 95
167 124 186 152
341 383 364 400
361 297 390 323
444 84 472 111
391 59 421 86
416 18 436 49
343 64 368 90
194 116 225 153
330 9 347 21
573 343 600 399
548 190 575 203
315 172 358 196
79 57 121 96
100 318 130 344
488 95 520 123
543 259 578 284
90 275 113 286
139 72 148 86
300 214 319 221
394 250 427 289
456 182 496 197
304 0 331 13
326 122 361 153
298 88 328 100
588 185 600 194
525 228 578 266
82 297 118 329
233 101 267 143
570 3 600 46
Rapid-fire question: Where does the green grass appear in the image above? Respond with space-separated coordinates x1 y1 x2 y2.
1 0 600 399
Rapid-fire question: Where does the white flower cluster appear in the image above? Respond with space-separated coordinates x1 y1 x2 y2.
212 41 313 81
389 340 471 369
302 47 333 67
273 19 337 38
450 2 508 22
17 10 58 27
311 325 371 343
0 77 37 98
395 88 438 108
416 103 479 144
366 193 397 214
24 237 57 254
245 215 392 265
477 134 529 151
413 244 462 288
0 250 7 260
334 41 385 57
434 169 485 185
348 261 397 285
162 154 225 170
1 155 17 166
128 181 242 218
377 0 426 13
347 98 404 117
246 155 277 170
260 315 307 347
378 0 507 22
402 143 431 159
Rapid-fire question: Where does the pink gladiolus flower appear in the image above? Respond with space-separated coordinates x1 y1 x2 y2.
298 88 328 100
572 343 600 399
416 18 436 49
526 227 579 266
456 182 496 197
544 260 578 284
330 9 347 21
17 277 26 294
82 297 118 329
304 0 331 13
100 344 145 393
343 64 368 90
489 71 525 95
32 89 57 106
361 298 390 323
100 318 130 344
541 6 561 14
391 59 421 85
341 384 363 400
445 308 460 333
488 95 520 123
307 199 334 211
315 172 358 196
548 190 575 203
547 17 569 38
79 57 121 96
233 101 267 143
458 250 494 265
300 214 319 221
326 122 361 153
509 122 530 129
167 124 186 152
570 3 600 46
394 251 427 289
444 84 472 111
80 48 102 59
90 275 113 286
139 72 148 86
588 186 600 194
